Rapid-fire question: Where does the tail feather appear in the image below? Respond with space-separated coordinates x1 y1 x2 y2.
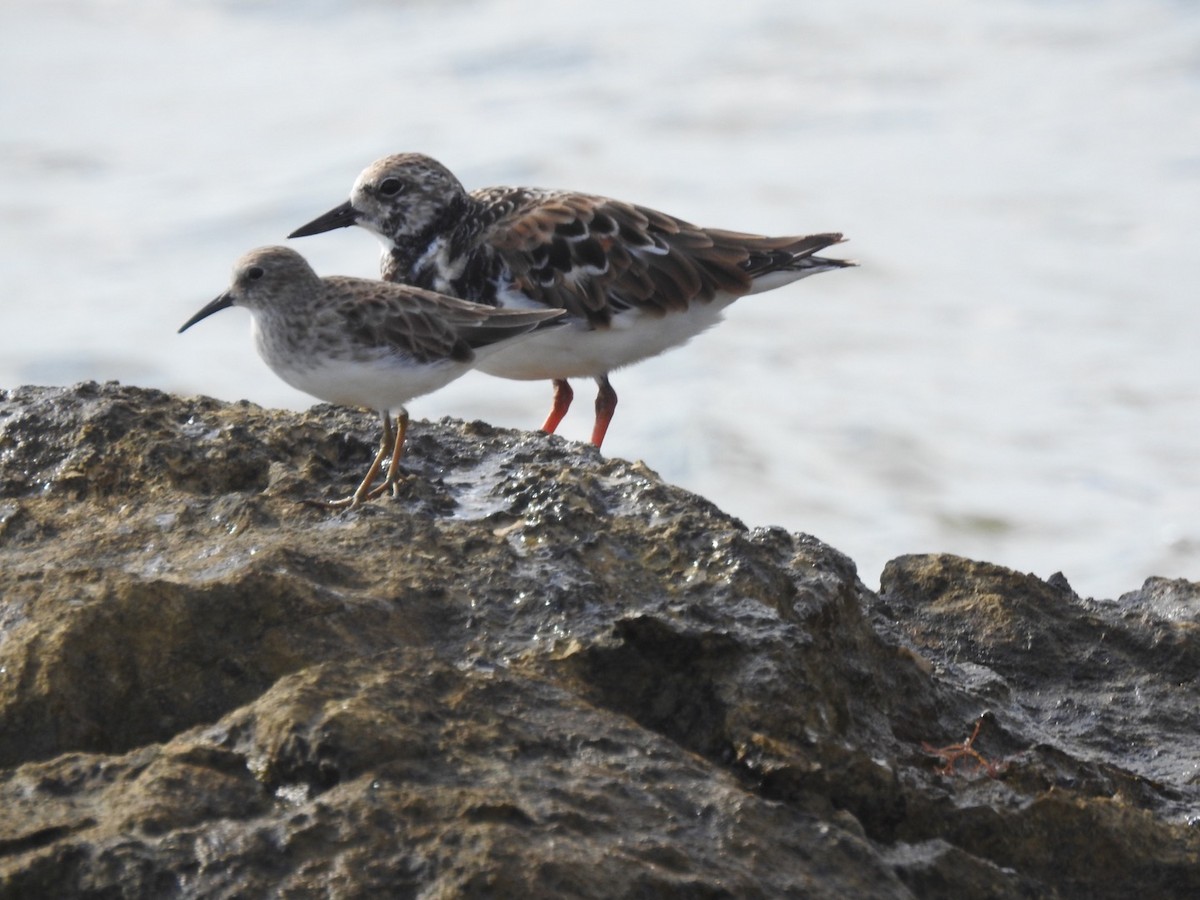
739 233 855 277
463 307 568 349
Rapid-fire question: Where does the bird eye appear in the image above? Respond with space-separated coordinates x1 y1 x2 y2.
246 266 264 280
379 178 404 197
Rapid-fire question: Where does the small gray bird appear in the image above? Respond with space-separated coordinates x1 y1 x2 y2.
180 246 565 508
289 153 853 448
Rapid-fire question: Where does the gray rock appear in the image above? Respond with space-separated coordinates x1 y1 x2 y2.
0 382 1196 898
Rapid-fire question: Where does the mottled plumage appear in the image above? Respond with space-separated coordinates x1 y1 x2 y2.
179 246 564 507
289 153 854 447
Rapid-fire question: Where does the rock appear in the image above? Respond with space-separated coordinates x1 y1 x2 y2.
0 382 1196 898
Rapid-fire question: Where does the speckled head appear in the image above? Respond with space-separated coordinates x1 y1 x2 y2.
178 246 321 332
288 153 468 248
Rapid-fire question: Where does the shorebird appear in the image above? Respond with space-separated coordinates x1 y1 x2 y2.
289 153 853 448
179 245 565 507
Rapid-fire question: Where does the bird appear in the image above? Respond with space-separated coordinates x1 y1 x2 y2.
179 245 565 508
288 153 854 448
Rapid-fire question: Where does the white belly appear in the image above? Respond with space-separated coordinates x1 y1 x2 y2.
275 355 472 412
253 320 471 412
476 297 733 381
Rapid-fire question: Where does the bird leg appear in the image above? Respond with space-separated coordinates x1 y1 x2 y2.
323 411 395 509
368 408 410 500
540 379 574 434
590 375 617 448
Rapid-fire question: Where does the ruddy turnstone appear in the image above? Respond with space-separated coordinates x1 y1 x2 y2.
179 246 565 508
289 154 854 448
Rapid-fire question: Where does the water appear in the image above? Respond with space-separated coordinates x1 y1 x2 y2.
2 0 1197 599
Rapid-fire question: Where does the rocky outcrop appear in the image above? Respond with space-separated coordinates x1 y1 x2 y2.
0 382 1196 898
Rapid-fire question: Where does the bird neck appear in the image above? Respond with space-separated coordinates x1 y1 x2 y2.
382 193 496 301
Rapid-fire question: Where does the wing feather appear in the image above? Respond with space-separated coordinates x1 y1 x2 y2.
324 277 563 365
481 191 847 327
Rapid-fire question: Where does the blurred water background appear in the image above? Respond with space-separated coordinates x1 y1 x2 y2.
2 0 1197 599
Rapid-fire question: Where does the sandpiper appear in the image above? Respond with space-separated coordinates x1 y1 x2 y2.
289 153 854 448
179 246 565 508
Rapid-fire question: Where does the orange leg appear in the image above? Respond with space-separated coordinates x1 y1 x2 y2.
590 375 617 449
324 410 396 509
541 378 574 434
367 408 409 500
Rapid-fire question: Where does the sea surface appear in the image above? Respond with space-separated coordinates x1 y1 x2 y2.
2 0 1198 599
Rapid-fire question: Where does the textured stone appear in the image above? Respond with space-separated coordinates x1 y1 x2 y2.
0 382 1196 898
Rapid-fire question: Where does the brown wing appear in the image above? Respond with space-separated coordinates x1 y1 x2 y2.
325 278 564 366
482 190 845 329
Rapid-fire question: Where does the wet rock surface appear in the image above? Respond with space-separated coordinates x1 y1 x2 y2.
0 381 1196 898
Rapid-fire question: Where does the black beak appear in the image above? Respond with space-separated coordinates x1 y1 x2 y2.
288 200 360 238
178 292 234 333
